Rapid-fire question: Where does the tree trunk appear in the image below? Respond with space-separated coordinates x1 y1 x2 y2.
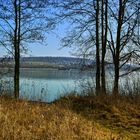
113 0 124 95
14 49 20 99
113 58 119 95
14 0 20 99
95 0 101 95
101 0 108 94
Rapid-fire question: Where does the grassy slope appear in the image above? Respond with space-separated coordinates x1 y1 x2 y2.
0 95 140 140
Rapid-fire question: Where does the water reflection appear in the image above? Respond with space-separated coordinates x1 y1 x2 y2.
2 68 95 102
1 68 139 102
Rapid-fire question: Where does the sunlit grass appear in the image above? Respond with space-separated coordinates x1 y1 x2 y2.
0 94 140 140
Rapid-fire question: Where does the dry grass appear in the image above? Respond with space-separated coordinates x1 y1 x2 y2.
0 95 140 140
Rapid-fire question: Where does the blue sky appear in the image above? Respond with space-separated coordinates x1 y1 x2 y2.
27 32 72 57
28 22 73 57
0 22 73 57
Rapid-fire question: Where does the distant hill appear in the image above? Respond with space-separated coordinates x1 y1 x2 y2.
20 56 95 65
0 56 138 70
0 56 95 69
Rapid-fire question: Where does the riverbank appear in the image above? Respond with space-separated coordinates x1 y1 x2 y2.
0 95 140 140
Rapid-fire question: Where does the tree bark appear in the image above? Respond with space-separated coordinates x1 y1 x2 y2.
113 60 119 95
113 0 125 95
14 0 20 99
95 0 101 95
14 47 20 99
101 0 108 94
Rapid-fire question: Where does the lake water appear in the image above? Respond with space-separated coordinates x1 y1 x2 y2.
1 68 95 102
1 68 139 102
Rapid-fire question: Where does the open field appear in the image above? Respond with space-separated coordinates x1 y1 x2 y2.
0 95 140 140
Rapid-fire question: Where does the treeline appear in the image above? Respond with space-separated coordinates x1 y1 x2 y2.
20 57 94 65
0 0 140 98
0 56 95 67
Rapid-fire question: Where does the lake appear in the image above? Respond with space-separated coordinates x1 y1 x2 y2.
1 68 139 102
1 68 95 102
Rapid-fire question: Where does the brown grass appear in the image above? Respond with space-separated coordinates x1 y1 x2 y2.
0 95 140 140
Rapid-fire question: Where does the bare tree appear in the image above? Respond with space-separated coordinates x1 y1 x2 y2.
107 0 140 95
0 0 55 98
101 0 108 94
95 0 101 95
